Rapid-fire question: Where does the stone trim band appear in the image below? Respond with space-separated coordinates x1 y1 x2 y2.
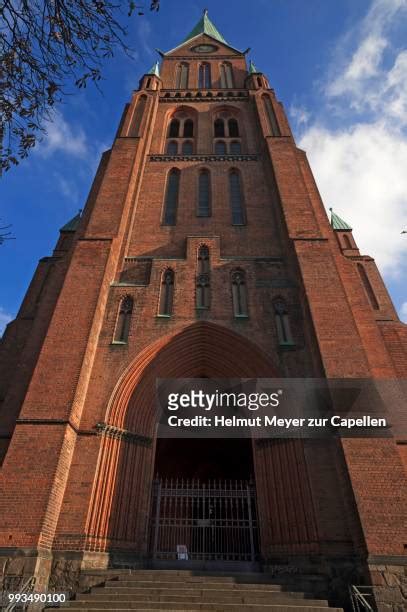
95 422 152 446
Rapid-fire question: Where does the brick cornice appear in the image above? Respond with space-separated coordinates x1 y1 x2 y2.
149 154 258 162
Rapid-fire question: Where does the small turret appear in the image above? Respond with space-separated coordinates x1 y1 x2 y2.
246 59 269 90
55 210 82 253
139 61 162 91
329 208 359 254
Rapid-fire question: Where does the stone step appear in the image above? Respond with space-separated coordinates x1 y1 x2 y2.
108 578 314 589
102 571 322 583
90 585 286 595
58 604 342 611
100 581 295 590
76 592 327 605
47 570 343 612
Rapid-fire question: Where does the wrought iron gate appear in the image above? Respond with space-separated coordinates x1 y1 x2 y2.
148 478 259 561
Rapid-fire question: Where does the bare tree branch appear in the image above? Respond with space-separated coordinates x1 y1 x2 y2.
0 1 160 172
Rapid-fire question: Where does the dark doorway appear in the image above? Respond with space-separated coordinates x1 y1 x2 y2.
149 439 259 562
154 438 254 480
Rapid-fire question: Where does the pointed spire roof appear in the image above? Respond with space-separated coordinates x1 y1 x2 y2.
147 61 160 77
60 211 82 233
183 9 228 45
249 60 259 74
329 208 352 231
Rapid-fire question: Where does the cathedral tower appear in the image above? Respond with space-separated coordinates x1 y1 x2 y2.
0 10 406 610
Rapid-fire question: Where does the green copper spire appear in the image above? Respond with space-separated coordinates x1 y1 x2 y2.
249 60 259 74
329 208 352 231
147 61 160 77
183 9 228 45
60 211 82 233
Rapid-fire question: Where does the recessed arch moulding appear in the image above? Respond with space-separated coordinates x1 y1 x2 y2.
84 322 318 559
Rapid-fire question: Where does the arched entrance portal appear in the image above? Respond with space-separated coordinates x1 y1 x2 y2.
85 322 318 565
151 438 258 563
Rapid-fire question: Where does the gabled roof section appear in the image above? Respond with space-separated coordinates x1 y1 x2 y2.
164 9 243 55
60 211 82 233
147 61 160 77
183 9 228 45
329 208 352 231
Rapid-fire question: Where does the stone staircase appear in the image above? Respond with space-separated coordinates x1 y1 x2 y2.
49 569 344 611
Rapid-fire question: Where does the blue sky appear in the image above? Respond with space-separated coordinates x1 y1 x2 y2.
1 0 406 334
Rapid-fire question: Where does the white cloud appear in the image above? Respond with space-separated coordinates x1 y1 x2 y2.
289 105 311 128
325 0 407 120
300 121 407 275
54 173 80 203
400 302 407 322
0 307 13 336
297 0 407 277
36 111 88 158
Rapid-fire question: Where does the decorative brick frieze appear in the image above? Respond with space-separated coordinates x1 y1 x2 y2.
149 154 259 162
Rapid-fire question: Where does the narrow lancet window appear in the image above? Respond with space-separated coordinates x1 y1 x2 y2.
343 234 352 249
129 95 146 137
199 63 211 88
215 140 226 155
230 141 241 154
228 119 239 137
183 120 194 138
176 63 189 89
163 169 180 226
196 246 210 309
231 270 248 317
220 63 234 88
263 95 281 137
166 141 178 155
114 296 133 343
357 264 379 310
214 119 225 138
182 141 193 155
168 119 180 138
229 170 246 225
274 299 293 345
198 170 211 217
159 269 174 316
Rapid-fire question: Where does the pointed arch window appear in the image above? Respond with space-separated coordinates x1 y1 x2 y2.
182 140 193 155
183 119 194 138
166 141 178 155
198 170 211 217
196 246 210 309
129 95 147 137
229 170 246 225
343 234 352 249
231 270 248 317
158 269 175 316
199 63 211 88
214 119 225 138
273 299 294 345
176 62 189 89
168 119 180 138
220 63 234 88
162 169 180 226
263 95 281 137
357 264 379 310
114 296 133 343
230 140 241 154
228 118 239 137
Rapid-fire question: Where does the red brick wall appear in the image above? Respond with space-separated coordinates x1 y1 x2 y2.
0 32 406 563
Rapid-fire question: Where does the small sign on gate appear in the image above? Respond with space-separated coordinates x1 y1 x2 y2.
176 545 188 560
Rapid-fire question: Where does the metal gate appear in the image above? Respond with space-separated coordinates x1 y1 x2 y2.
148 478 259 561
